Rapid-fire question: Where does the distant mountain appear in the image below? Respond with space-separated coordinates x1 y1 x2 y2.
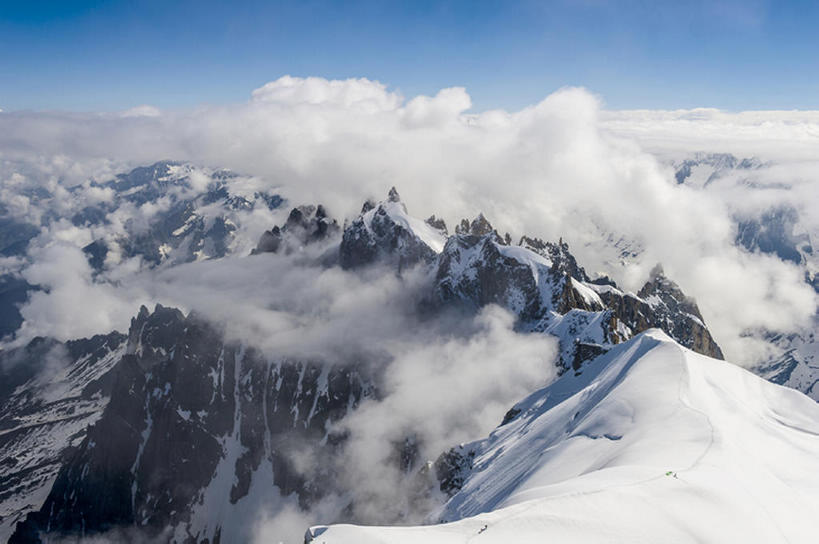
76 161 285 269
672 152 819 403
672 152 763 187
0 161 284 342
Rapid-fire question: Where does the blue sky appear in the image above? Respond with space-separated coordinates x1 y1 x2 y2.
1 0 818 112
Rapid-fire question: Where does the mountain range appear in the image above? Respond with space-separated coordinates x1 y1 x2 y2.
0 159 817 543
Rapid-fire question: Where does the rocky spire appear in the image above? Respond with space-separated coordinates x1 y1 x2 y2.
251 204 340 255
425 215 448 235
455 213 495 237
361 199 376 213
388 186 401 203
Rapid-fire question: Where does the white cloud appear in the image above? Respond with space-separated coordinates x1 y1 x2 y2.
601 108 819 161
335 305 556 523
251 75 402 113
0 76 817 365
118 105 161 118
17 243 147 341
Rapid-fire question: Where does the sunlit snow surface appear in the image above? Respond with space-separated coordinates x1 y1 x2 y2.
314 330 819 543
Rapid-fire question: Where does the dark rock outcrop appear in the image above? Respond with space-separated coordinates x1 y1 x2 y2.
253 204 339 255
11 306 374 543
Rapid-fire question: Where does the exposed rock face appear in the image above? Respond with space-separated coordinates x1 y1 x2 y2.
339 188 446 270
454 214 497 238
0 332 126 541
253 204 339 255
434 220 722 369
433 445 475 498
425 215 448 234
11 305 374 543
436 234 530 318
0 275 34 342
520 236 590 282
435 228 605 323
634 265 724 359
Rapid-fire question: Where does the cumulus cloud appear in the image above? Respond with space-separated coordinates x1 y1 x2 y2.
118 105 162 118
251 75 402 113
17 243 147 341
335 306 555 524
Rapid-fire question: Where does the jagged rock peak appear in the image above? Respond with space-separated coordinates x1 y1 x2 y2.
639 264 697 311
361 199 376 214
519 236 590 282
137 304 151 320
285 205 315 227
126 304 187 362
638 264 693 309
253 204 340 255
133 303 179 324
425 215 448 235
359 188 407 215
455 213 495 237
636 264 723 359
339 188 444 270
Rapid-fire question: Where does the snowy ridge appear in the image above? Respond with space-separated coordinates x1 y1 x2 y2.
314 330 819 543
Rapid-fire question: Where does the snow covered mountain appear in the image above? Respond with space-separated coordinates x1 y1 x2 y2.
669 152 819 402
3 186 729 542
432 212 722 370
755 317 819 401
77 161 284 268
312 329 819 543
0 161 284 342
339 187 447 270
672 152 763 188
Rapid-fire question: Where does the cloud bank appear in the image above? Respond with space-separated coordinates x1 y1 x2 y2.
1 75 817 365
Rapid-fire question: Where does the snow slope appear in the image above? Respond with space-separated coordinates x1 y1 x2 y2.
313 330 819 543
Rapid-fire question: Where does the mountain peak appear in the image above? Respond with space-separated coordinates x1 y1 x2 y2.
648 262 665 280
455 213 495 237
252 204 340 255
339 189 445 269
425 215 448 235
